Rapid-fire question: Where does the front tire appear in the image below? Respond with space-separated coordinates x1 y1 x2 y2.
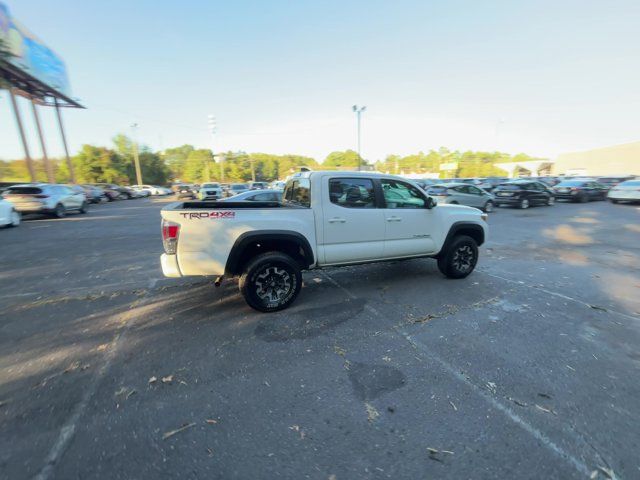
483 201 494 213
437 235 479 279
546 196 555 206
239 252 302 312
609 198 618 204
79 201 88 214
519 198 530 209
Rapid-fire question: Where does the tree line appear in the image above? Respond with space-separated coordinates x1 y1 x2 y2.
0 134 543 185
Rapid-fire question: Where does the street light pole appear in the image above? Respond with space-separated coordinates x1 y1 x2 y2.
208 114 222 182
131 123 143 185
352 105 366 171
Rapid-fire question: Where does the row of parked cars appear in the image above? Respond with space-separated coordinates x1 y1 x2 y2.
410 175 638 211
172 181 283 202
0 182 172 228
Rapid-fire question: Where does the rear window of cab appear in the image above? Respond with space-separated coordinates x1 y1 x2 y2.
283 178 311 207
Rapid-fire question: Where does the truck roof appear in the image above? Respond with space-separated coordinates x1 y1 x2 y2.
291 170 408 181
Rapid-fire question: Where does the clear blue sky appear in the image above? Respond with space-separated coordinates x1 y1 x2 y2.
2 0 640 162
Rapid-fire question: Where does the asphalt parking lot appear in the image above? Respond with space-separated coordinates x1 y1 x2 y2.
1 198 639 480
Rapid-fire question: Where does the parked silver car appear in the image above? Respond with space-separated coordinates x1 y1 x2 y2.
2 183 88 218
220 189 283 202
224 183 250 197
427 183 495 212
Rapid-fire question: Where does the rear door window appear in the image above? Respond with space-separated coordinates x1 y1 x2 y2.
328 178 375 208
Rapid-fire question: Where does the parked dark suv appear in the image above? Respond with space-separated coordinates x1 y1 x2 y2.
553 180 608 202
493 180 555 209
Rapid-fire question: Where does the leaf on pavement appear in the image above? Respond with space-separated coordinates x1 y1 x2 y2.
162 375 173 384
148 376 157 384
365 403 379 422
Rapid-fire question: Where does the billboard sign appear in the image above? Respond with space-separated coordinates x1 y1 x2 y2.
439 162 458 171
0 2 72 97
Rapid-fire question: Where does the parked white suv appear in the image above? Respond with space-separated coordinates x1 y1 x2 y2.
160 171 488 312
198 182 224 200
3 184 88 218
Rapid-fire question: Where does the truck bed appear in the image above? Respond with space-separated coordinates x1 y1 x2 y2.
161 200 317 276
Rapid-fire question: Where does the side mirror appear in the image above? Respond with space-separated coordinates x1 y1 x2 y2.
425 197 437 209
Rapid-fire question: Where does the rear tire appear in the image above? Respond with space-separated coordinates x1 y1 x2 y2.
437 235 479 279
578 193 589 203
609 198 619 204
53 204 66 218
239 252 302 312
483 201 494 213
79 201 88 214
547 196 555 206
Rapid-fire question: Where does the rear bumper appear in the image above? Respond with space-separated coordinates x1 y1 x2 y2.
11 204 48 213
608 193 640 201
161 254 182 277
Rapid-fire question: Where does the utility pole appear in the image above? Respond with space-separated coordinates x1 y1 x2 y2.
352 105 366 171
250 156 255 181
208 114 222 181
131 123 143 185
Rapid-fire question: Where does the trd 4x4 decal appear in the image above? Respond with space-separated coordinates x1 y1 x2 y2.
179 211 236 219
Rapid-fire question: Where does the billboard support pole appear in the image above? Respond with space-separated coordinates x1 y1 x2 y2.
31 98 55 183
54 98 75 183
8 89 36 182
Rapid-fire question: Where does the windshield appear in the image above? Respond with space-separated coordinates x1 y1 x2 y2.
231 184 247 190
201 183 220 188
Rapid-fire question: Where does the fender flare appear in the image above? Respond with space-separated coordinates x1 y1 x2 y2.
437 221 486 257
225 230 315 275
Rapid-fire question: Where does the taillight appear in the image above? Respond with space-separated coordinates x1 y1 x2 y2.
162 219 180 254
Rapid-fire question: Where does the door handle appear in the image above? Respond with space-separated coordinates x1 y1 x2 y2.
386 217 402 222
328 217 346 223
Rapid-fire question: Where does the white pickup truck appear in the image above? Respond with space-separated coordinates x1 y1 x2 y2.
161 171 488 312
